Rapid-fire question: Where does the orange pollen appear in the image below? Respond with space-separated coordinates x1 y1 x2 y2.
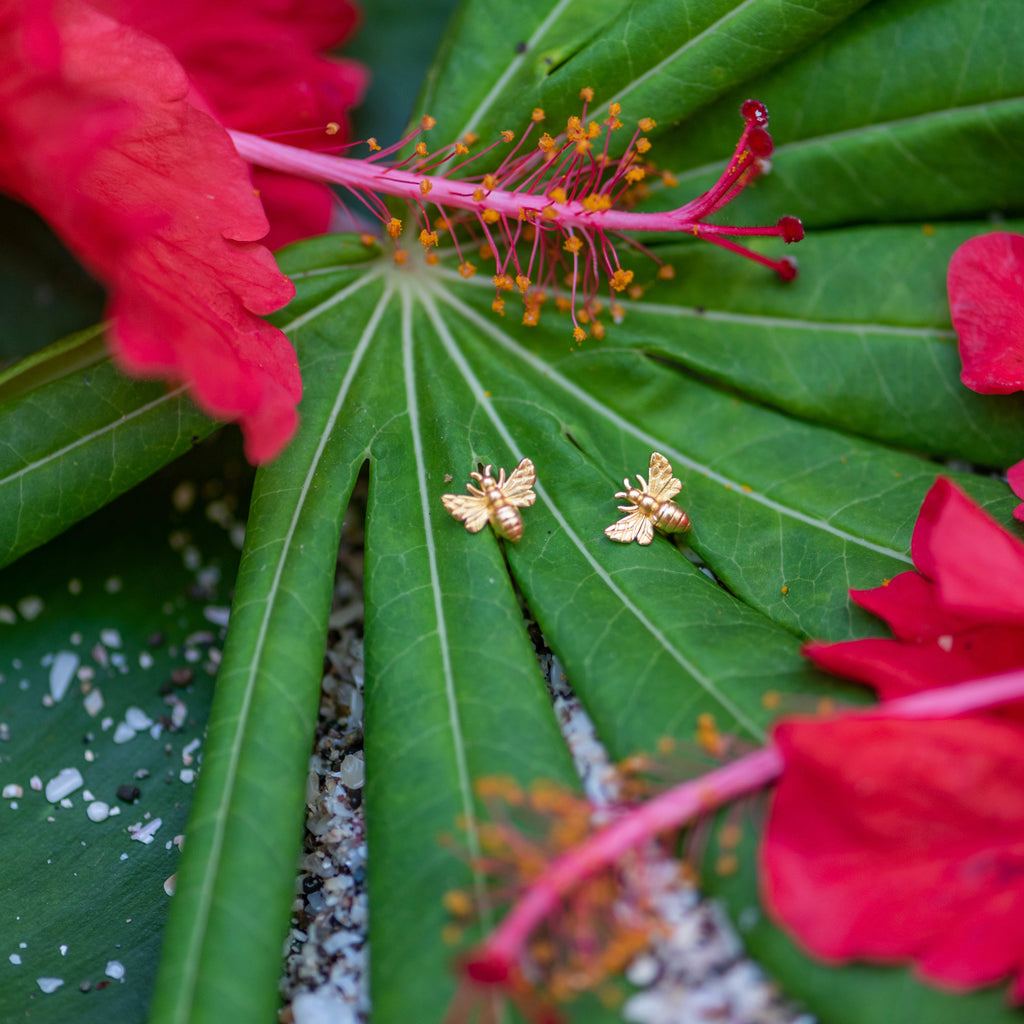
421 114 436 130
472 187 485 202
515 274 531 293
481 208 500 224
582 192 613 212
625 167 645 184
415 141 428 157
531 108 545 122
359 233 376 247
492 298 506 315
547 186 567 203
638 117 656 132
325 122 340 136
462 131 479 146
563 236 584 254
393 248 408 265
454 142 469 156
420 179 432 195
635 137 651 154
662 171 678 187
386 217 402 239
419 229 438 249
367 137 381 151
657 264 675 280
501 130 515 143
482 174 497 190
459 262 477 278
493 274 514 291
579 86 594 101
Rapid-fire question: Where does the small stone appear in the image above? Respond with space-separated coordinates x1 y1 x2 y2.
104 960 125 981
49 652 79 702
112 722 136 744
87 802 110 823
2 783 23 799
45 768 83 803
36 977 64 994
116 785 141 804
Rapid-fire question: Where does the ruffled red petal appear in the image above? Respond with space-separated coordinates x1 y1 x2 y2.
94 0 369 247
0 0 300 462
764 716 1024 998
949 231 1024 394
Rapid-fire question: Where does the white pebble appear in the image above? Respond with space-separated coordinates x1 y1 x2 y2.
83 689 104 717
124 707 152 730
100 629 122 648
203 606 231 627
179 769 195 784
36 977 63 993
104 960 125 981
0 605 16 625
87 802 110 823
9 953 21 965
163 874 177 896
29 776 42 791
112 722 136 744
2 784 23 799
45 768 83 803
130 817 162 844
59 944 68 956
139 652 154 670
17 597 44 621
338 754 365 790
48 652 79 702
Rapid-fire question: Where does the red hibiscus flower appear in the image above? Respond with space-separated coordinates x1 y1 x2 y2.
0 0 360 461
763 712 1024 1001
91 0 368 249
804 478 1024 698
948 231 1024 394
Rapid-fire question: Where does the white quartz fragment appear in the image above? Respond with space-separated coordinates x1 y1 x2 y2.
44 768 83 803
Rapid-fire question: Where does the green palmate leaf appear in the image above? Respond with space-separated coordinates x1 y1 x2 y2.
0 440 245 1023
0 327 218 570
656 0 1024 226
139 0 1024 1021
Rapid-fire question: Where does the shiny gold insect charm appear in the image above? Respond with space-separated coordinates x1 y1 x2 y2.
441 457 537 542
604 452 691 545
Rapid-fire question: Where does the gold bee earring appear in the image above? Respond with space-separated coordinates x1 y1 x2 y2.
605 452 691 545
441 457 537 542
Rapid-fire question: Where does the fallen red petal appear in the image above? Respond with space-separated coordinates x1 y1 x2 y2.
764 715 1024 998
949 231 1024 394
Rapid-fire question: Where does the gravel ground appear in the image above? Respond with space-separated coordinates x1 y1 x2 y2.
278 496 812 1024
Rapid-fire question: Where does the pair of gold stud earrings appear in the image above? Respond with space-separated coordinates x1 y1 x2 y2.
440 452 691 546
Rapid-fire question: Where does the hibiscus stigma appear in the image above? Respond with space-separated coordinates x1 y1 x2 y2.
229 93 803 340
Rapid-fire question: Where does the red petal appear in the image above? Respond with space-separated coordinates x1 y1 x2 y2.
764 716 1024 997
0 0 300 462
94 0 369 247
949 232 1024 394
1008 459 1024 523
913 478 1024 623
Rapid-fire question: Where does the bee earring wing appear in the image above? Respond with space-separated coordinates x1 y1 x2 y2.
500 457 537 507
441 493 492 533
646 452 682 502
604 508 655 545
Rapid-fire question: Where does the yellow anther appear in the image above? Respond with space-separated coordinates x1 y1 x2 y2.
563 236 583 254
420 179 433 195
610 268 634 292
573 326 587 342
627 283 644 300
325 122 340 136
472 187 485 202
587 121 601 138
610 302 625 320
482 174 497 190
425 252 439 265
591 321 606 340
575 139 592 155
481 208 500 224
501 130 515 143
493 274 514 291
547 187 567 204
421 114 436 130
661 171 678 188
462 131 479 146
522 307 540 327
458 262 476 278
638 117 656 132
454 142 469 156
515 274 530 293
419 229 438 249
531 108 545 122
657 264 675 280
415 141 428 157
367 137 381 151
393 248 409 265
582 192 612 212
359 233 376 247
537 132 558 153
492 298 506 316
609 102 621 117
635 137 651 154
479 244 494 260
386 217 402 239
625 167 645 184
579 86 594 102
554 296 572 312
606 117 622 130
443 889 474 917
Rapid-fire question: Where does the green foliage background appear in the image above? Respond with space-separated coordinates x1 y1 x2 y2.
1 1 1022 1022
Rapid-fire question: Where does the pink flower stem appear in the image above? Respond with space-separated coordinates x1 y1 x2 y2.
229 130 795 243
469 667 1024 984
